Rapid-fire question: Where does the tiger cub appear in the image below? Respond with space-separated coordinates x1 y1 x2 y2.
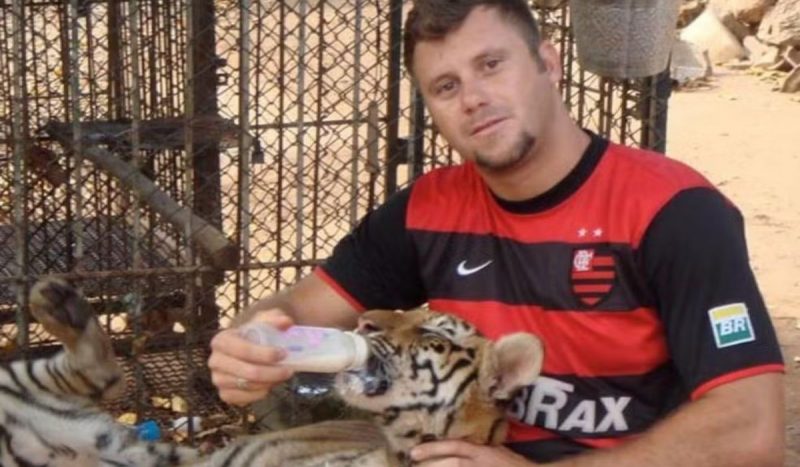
1 278 544 466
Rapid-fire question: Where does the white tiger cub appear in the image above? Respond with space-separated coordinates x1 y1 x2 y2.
1 278 544 466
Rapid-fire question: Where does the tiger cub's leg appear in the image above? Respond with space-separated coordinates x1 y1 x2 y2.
0 278 200 466
28 277 125 400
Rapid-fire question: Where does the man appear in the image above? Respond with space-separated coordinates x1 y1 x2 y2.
208 1 785 465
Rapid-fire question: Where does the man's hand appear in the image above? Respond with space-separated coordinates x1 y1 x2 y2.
411 440 537 466
208 309 295 406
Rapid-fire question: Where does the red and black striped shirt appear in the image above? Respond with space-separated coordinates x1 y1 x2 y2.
318 133 783 462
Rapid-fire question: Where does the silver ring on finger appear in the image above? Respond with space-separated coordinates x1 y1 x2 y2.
235 377 249 391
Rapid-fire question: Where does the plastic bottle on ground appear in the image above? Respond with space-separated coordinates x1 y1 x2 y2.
135 419 161 441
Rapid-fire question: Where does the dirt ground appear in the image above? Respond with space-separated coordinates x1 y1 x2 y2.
667 69 799 465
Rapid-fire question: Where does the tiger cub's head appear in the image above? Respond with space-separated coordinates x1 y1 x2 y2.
334 308 543 457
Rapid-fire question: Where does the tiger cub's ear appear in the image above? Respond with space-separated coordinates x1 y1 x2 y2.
480 333 544 401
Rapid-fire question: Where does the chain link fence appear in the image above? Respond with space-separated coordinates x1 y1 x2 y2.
0 0 669 444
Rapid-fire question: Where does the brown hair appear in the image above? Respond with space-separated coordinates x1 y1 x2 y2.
403 0 544 75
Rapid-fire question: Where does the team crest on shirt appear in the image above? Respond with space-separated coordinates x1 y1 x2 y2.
570 247 617 307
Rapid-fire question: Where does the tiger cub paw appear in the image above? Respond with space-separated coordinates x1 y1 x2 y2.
29 277 124 399
29 277 95 348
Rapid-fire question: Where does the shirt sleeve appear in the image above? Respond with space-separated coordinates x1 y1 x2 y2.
317 186 427 311
639 187 784 399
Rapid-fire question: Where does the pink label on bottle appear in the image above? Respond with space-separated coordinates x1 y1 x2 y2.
284 327 328 350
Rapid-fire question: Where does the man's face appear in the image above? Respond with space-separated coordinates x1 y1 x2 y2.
412 7 559 172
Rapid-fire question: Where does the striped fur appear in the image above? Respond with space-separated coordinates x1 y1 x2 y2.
0 278 197 466
1 279 543 466
335 309 544 460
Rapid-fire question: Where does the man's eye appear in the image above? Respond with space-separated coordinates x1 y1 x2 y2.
436 81 456 95
485 58 500 69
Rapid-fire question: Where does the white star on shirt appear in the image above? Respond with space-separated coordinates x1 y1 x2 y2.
593 228 603 238
578 228 587 238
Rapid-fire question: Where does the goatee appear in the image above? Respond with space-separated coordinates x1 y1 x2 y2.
475 133 536 172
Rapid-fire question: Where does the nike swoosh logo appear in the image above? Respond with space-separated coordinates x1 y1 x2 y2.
456 260 493 276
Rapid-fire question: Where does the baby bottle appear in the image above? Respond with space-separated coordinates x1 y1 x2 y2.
238 323 369 373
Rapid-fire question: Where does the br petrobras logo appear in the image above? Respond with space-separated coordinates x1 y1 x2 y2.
708 303 755 348
570 247 616 306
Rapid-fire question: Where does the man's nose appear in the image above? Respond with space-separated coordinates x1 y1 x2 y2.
460 78 488 114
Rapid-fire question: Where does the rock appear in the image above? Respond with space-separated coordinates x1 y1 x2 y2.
671 39 712 83
743 35 782 67
709 0 776 24
681 8 749 63
721 14 754 41
781 66 800 92
678 0 708 28
757 0 800 48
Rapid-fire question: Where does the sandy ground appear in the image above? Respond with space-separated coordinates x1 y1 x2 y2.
666 69 799 464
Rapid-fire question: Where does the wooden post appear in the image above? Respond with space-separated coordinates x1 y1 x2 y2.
189 0 223 331
45 136 239 270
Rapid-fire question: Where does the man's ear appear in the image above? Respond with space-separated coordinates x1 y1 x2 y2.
537 41 562 86
480 333 544 401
